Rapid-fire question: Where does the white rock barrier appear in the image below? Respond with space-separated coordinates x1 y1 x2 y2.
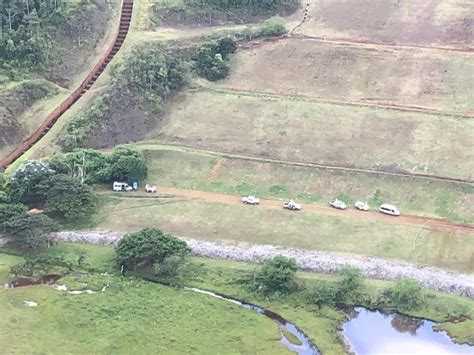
53 231 474 299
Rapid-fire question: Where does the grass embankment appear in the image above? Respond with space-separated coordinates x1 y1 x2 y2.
87 189 474 274
136 145 474 223
156 88 474 180
3 243 473 353
0 246 288 354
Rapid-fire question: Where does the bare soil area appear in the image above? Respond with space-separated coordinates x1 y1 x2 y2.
295 0 473 48
217 39 473 114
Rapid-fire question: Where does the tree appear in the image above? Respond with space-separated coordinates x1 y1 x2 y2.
252 255 298 295
9 160 55 205
48 149 110 184
388 279 424 311
194 37 236 81
43 174 95 220
108 146 147 182
115 228 190 271
336 267 362 302
3 213 59 249
0 203 27 226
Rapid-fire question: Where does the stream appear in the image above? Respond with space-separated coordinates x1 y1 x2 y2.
184 287 319 355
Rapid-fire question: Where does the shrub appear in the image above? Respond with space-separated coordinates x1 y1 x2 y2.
387 279 424 311
252 255 298 296
260 16 286 37
307 282 339 308
195 37 236 81
115 228 190 271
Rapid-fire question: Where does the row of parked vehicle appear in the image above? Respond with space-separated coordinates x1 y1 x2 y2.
241 195 401 216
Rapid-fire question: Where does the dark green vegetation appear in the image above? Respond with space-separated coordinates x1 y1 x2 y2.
3 241 473 354
116 228 190 273
0 146 147 247
60 37 237 150
148 0 299 27
0 0 113 83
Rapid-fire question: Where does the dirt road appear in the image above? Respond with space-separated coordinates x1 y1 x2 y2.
153 186 473 233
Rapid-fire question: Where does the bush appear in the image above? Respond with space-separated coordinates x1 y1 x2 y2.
108 146 148 182
116 228 190 271
260 16 286 37
252 255 298 296
307 282 339 308
387 279 424 311
43 174 95 221
195 37 236 81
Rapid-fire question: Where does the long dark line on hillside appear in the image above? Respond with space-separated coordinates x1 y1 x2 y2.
0 0 134 169
140 143 474 185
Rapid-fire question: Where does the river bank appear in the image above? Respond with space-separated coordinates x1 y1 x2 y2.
53 230 474 298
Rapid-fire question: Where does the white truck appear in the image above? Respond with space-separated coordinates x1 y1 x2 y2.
242 195 260 205
113 181 133 192
283 200 302 211
145 184 157 193
354 201 370 211
329 199 347 210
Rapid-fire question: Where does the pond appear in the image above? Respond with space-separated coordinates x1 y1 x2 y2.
343 307 473 354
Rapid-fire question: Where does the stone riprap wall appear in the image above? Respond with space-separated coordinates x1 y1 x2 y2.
53 231 474 299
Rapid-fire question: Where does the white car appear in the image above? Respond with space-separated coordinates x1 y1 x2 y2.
283 200 302 211
329 199 347 210
379 203 400 216
242 196 260 205
355 201 370 211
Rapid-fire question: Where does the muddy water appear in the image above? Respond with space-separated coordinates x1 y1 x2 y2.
343 307 473 354
185 287 319 355
6 274 61 288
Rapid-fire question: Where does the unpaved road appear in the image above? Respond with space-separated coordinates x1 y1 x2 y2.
148 187 473 233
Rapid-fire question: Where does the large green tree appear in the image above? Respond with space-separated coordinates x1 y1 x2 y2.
108 146 148 182
42 174 95 220
116 228 190 271
3 213 59 249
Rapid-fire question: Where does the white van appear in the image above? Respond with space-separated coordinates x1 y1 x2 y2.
113 181 132 192
379 204 400 216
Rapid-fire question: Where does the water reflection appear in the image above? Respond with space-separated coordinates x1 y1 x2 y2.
343 307 473 355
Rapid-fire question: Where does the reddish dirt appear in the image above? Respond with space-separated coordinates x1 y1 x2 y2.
208 159 222 180
156 186 474 233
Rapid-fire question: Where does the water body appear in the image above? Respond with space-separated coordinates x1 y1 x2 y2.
343 307 473 355
185 287 319 355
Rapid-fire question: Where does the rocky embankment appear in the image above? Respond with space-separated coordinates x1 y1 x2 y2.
53 231 474 299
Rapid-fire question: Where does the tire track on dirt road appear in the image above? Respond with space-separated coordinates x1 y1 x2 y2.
153 186 474 233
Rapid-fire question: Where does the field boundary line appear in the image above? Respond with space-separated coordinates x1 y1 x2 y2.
193 87 474 119
135 142 474 185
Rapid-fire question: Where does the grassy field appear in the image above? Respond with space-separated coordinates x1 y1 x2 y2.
136 145 474 222
295 0 473 48
155 88 474 180
88 193 474 273
3 243 473 353
0 250 289 354
217 39 473 114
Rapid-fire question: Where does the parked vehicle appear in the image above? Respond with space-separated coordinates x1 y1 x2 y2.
379 203 400 216
113 181 133 192
242 196 260 205
145 184 157 193
329 199 347 210
355 201 369 211
283 200 301 211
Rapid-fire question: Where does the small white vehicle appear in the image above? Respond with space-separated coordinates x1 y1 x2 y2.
355 201 370 211
242 195 260 205
379 203 400 216
145 184 157 193
329 199 347 210
113 181 133 192
283 200 302 211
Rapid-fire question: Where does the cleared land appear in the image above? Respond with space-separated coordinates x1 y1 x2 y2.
217 39 473 114
155 89 474 180
90 193 474 274
293 0 473 48
137 145 474 222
